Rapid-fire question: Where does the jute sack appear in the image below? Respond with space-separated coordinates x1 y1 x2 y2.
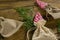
45 5 60 19
32 12 57 40
36 0 60 19
0 17 24 37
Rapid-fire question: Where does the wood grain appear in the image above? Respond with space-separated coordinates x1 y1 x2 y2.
0 0 60 40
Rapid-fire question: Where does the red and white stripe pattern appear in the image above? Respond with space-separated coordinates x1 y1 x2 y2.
34 12 43 22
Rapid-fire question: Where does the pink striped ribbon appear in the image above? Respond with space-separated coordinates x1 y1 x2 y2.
34 12 43 22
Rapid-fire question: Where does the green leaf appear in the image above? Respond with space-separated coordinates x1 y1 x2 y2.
15 6 34 31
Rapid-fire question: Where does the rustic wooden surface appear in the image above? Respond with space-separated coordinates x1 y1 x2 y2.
0 0 60 10
0 0 60 40
0 1 34 10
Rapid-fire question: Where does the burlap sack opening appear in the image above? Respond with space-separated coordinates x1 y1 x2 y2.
45 5 60 19
0 17 23 37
